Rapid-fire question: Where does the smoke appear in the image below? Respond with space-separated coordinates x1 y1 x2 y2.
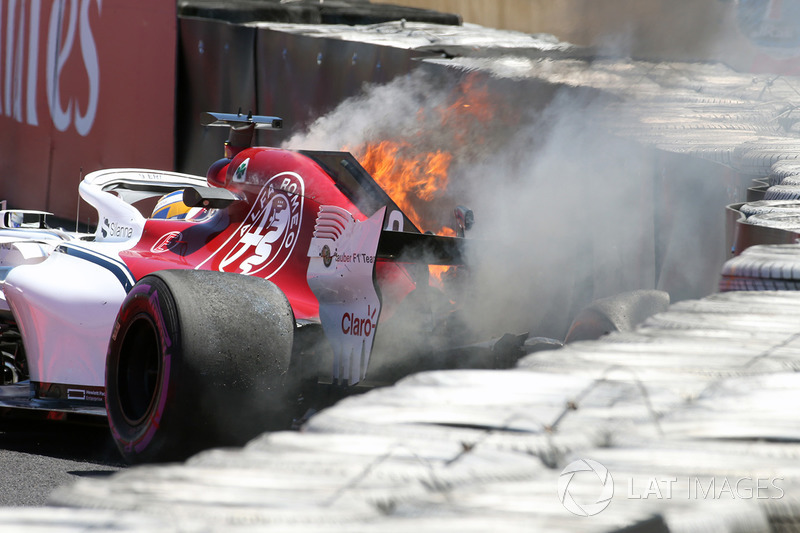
451 86 657 340
284 66 659 341
283 69 453 152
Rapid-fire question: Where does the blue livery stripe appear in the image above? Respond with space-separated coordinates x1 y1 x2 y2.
55 244 136 291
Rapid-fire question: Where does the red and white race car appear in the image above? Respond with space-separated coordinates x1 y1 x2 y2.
0 112 519 463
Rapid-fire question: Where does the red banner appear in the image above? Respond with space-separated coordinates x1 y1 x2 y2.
0 0 176 221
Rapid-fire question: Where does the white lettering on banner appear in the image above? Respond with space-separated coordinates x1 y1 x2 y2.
0 0 100 134
26 0 40 125
75 0 100 135
46 0 77 131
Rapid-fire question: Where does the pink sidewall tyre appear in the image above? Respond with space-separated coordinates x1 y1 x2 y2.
105 269 295 463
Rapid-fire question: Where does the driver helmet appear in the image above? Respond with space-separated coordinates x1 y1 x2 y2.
152 190 192 219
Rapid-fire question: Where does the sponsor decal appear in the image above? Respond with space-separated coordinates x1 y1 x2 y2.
321 244 333 267
232 157 249 183
85 388 105 401
334 251 375 265
67 388 86 400
37 382 105 402
136 172 172 182
151 231 183 253
341 304 378 338
213 172 304 277
101 218 133 240
384 209 404 231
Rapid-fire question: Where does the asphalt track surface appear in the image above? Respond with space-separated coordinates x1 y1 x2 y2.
0 418 124 506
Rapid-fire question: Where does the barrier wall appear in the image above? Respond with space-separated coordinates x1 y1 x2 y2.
176 17 432 176
0 0 176 222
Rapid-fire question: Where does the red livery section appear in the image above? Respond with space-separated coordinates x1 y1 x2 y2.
119 146 414 321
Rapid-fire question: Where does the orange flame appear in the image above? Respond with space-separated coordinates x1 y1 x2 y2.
358 140 452 234
349 74 497 287
353 75 495 234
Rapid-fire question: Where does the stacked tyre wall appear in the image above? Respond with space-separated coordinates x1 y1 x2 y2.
24 290 800 532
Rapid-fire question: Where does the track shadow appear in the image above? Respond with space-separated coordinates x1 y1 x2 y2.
0 416 125 466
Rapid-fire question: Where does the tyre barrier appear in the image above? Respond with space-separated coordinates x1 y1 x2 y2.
734 151 800 179
729 204 800 256
739 200 800 218
47 290 800 532
746 212 800 230
564 290 670 343
768 161 800 186
764 184 800 201
721 245 800 292
771 175 800 187
0 509 172 533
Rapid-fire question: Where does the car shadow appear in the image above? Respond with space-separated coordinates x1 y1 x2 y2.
0 415 125 466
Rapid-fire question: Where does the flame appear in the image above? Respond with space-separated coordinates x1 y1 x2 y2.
358 140 452 234
348 74 497 287
440 74 494 138
352 75 495 235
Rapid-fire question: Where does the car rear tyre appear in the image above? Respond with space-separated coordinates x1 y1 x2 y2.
105 269 295 463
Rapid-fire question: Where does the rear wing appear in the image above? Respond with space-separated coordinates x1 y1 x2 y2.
200 111 283 130
307 206 466 386
201 111 283 158
377 230 464 265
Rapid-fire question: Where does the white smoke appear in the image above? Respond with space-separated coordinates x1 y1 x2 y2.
283 63 707 340
449 86 656 339
284 69 452 152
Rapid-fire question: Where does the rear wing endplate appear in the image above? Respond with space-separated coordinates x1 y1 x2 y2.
307 206 466 386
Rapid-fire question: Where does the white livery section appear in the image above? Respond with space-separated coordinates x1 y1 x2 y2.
4 249 130 387
0 237 59 315
307 206 385 385
0 168 206 395
0 211 75 316
80 168 208 243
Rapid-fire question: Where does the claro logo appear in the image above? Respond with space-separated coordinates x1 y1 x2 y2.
1 0 101 135
341 305 378 338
